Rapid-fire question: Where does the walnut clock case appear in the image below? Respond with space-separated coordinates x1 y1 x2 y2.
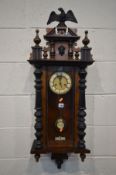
28 8 94 169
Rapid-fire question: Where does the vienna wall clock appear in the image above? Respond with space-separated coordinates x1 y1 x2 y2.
28 8 94 169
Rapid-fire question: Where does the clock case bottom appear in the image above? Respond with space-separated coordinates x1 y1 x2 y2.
28 59 94 169
31 140 90 169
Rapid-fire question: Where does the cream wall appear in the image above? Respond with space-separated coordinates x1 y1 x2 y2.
0 0 116 175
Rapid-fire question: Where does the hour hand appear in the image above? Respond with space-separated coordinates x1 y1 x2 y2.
58 76 62 87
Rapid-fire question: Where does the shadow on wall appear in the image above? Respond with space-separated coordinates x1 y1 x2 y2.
87 62 104 95
26 154 98 175
24 64 35 95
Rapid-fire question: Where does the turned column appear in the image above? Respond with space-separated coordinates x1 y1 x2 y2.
78 66 87 161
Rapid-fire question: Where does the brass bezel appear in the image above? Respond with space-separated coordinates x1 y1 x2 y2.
49 72 72 95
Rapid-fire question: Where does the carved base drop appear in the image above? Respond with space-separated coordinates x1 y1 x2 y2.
51 153 68 169
35 153 40 162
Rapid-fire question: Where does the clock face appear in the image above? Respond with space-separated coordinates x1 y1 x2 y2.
49 72 72 95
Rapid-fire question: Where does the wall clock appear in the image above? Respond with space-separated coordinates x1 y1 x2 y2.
28 8 94 169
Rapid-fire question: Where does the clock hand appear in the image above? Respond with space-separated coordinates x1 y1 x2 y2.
58 76 62 88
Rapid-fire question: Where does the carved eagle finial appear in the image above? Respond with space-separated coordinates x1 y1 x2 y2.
47 8 78 25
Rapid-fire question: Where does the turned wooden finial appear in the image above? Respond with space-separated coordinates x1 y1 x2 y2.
82 31 90 47
34 30 41 46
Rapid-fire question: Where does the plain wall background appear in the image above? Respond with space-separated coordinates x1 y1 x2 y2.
0 0 116 175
